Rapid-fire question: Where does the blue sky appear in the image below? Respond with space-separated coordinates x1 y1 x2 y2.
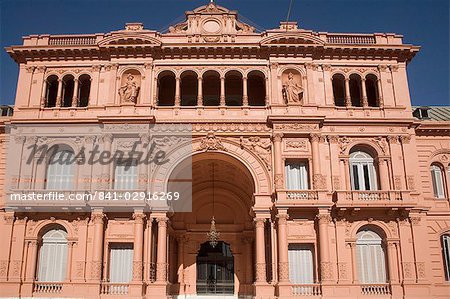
0 0 448 106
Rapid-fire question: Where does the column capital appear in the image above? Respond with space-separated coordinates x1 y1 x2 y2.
316 212 332 224
91 212 105 224
276 212 289 224
156 216 169 227
133 211 146 224
272 132 283 142
310 133 321 143
254 217 266 228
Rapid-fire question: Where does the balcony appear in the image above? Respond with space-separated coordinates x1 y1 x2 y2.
360 284 391 295
33 282 63 294
276 190 332 207
291 283 322 296
333 190 415 209
100 282 129 295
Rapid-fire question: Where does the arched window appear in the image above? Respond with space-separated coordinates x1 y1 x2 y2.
46 149 75 190
45 75 59 108
332 74 346 107
349 74 362 107
180 71 198 106
158 71 176 106
365 74 379 107
442 234 450 281
431 164 446 199
356 228 388 284
350 150 378 191
225 71 243 106
247 70 266 106
37 226 68 282
202 71 220 106
78 74 91 107
62 75 75 107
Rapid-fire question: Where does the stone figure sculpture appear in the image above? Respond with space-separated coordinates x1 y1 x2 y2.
119 74 140 103
282 72 303 104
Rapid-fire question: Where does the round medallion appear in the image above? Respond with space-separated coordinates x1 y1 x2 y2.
203 19 221 34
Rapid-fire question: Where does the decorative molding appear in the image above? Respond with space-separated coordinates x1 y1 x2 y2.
196 133 226 152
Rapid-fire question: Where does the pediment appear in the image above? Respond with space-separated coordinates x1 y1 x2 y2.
98 34 161 47
192 3 231 14
260 33 325 46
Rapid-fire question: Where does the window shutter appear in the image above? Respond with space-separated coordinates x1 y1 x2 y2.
46 150 75 190
109 244 134 283
288 244 314 284
356 230 387 284
114 162 138 190
37 228 68 282
285 162 309 190
431 165 445 198
443 235 450 281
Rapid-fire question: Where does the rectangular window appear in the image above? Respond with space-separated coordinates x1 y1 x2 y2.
109 243 133 283
285 161 309 190
114 160 138 190
288 244 315 284
431 166 445 199
443 235 450 281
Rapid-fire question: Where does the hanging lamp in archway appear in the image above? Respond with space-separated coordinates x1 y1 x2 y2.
206 162 220 247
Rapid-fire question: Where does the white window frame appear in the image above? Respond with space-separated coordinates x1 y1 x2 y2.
114 160 138 190
37 228 68 282
285 161 309 190
46 150 75 190
356 229 387 284
443 234 450 281
350 151 378 191
109 243 133 283
288 243 315 284
431 164 445 199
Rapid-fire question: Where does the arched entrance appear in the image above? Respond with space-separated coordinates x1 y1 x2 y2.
168 152 256 297
196 241 234 295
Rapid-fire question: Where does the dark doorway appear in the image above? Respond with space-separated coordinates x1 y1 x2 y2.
196 241 234 295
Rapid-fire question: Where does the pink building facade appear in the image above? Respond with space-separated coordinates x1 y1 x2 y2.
1 3 450 298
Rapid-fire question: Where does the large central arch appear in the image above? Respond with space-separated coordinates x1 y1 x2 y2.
166 150 260 297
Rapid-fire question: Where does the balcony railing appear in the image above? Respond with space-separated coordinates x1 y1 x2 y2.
49 36 97 46
33 282 63 294
361 284 391 295
327 34 376 44
100 282 129 295
334 190 413 208
276 190 332 207
292 284 322 296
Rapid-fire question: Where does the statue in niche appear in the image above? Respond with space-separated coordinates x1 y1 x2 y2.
119 74 140 103
282 72 303 104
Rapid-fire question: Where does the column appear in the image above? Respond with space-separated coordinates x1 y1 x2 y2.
66 241 74 282
56 79 63 107
341 159 351 190
72 78 79 107
379 158 390 190
242 76 248 106
311 134 323 189
349 243 359 283
377 78 384 107
175 77 181 106
99 134 113 189
156 216 168 282
344 78 351 107
91 210 105 280
322 65 334 106
197 77 203 106
272 133 284 189
220 76 225 106
305 63 316 105
317 210 332 282
265 77 269 104
361 78 368 107
90 65 101 106
242 237 253 284
133 210 145 281
153 77 159 106
25 240 38 281
40 78 48 108
177 236 185 291
409 214 429 283
255 217 266 283
277 211 289 282
143 217 152 282
387 241 399 283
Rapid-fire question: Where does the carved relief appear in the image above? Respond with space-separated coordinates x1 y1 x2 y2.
320 261 333 280
239 136 271 169
118 71 141 104
281 70 304 104
196 133 226 151
284 138 308 152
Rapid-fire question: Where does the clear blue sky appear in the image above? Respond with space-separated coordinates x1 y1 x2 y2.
0 0 448 106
